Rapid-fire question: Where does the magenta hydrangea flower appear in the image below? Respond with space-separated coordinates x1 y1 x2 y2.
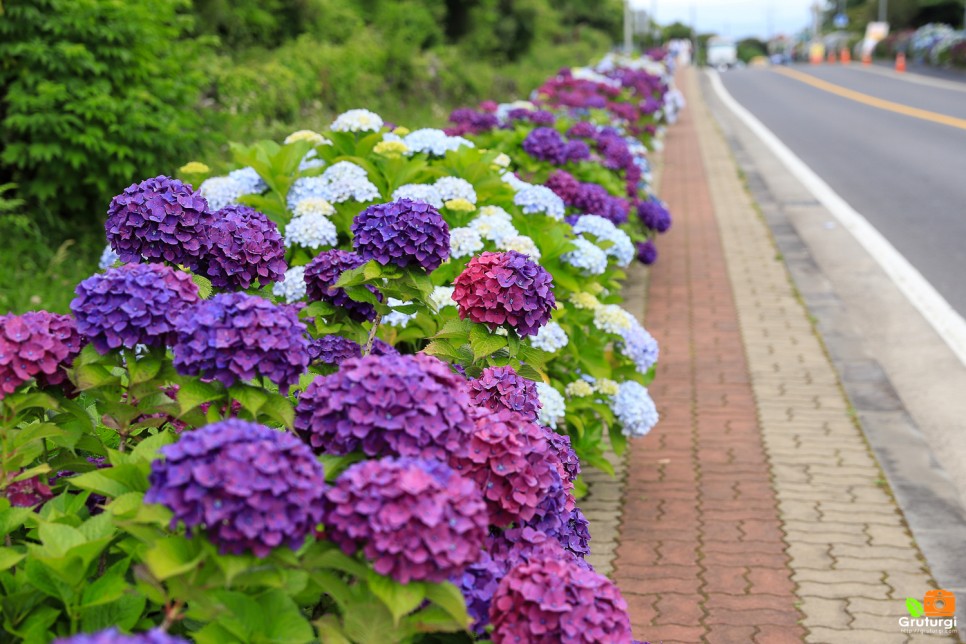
105 175 212 270
490 549 634 643
3 472 53 507
323 457 488 584
173 293 309 394
450 409 559 526
303 249 379 322
467 365 541 422
351 199 450 272
545 169 581 204
53 628 188 644
71 263 199 354
145 419 326 558
0 311 84 398
295 353 475 458
452 251 555 338
204 204 287 290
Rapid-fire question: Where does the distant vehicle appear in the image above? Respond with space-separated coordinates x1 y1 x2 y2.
707 37 738 70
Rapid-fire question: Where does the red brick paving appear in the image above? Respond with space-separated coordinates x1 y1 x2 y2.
611 76 804 643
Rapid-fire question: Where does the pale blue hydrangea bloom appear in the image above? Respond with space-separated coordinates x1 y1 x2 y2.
272 265 307 303
535 382 566 427
98 244 120 270
298 149 326 172
449 227 485 259
619 322 659 374
198 176 243 212
572 214 635 267
468 214 518 245
383 298 417 328
514 185 565 220
392 184 444 208
284 213 338 249
501 171 532 192
529 320 568 353
228 167 268 195
611 380 659 437
498 234 541 261
562 237 608 275
434 177 477 205
330 108 384 133
403 129 475 156
318 161 380 203
477 205 513 222
429 286 455 311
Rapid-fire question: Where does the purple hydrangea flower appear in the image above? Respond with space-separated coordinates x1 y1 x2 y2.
490 549 634 643
53 628 188 644
453 251 555 338
145 419 326 558
204 204 287 290
71 264 199 354
450 409 560 526
637 199 672 233
351 199 450 273
3 472 53 507
574 183 629 226
564 139 591 163
523 471 589 559
323 457 488 584
467 365 541 422
173 293 309 394
0 311 84 398
522 128 569 165
105 175 212 270
295 353 475 458
566 121 599 139
545 170 581 204
304 249 380 322
542 426 580 485
636 240 658 265
307 334 362 367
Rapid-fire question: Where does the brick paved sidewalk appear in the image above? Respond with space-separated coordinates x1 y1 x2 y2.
612 67 952 643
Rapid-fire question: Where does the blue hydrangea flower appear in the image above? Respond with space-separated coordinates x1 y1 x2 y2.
272 265 307 303
403 128 475 156
391 184 444 209
197 176 243 212
284 212 338 249
529 320 568 353
611 380 659 437
228 166 268 195
53 628 188 644
319 161 380 204
450 227 485 259
535 382 565 427
562 238 608 275
572 214 635 267
98 245 120 270
501 171 532 192
514 185 565 220
619 322 659 375
434 177 477 205
383 298 417 327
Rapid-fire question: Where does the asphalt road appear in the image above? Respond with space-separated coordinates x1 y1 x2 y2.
719 63 966 316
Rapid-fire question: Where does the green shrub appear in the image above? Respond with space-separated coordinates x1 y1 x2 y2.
0 0 210 224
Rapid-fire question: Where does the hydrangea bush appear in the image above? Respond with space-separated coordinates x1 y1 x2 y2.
0 52 677 641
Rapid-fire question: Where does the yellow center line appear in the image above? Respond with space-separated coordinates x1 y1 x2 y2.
773 66 966 132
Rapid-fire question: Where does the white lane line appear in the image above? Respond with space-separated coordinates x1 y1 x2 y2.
707 69 966 369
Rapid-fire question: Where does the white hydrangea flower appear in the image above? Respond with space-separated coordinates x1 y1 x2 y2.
272 265 307 303
593 304 635 335
294 198 335 218
284 213 338 249
565 380 596 397
500 171 532 192
284 130 330 146
469 215 518 245
611 380 659 437
477 205 513 222
530 321 568 353
569 292 601 311
383 298 417 328
562 237 608 275
403 128 475 156
392 184 444 209
596 378 620 396
493 153 512 168
330 108 384 133
429 286 455 311
498 235 541 260
514 185 565 220
449 227 485 259
198 176 243 212
572 214 635 267
99 244 120 270
536 382 566 427
227 167 268 195
298 149 326 172
434 177 477 205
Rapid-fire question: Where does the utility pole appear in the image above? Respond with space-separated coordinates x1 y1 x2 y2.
879 0 887 23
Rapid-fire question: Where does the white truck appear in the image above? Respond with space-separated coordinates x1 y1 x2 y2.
707 36 738 70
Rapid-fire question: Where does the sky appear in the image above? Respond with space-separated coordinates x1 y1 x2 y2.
629 0 820 40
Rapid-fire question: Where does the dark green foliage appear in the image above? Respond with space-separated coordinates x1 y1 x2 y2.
0 0 209 224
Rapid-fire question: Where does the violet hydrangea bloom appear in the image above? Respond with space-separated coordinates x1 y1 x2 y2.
351 199 450 272
323 457 488 584
0 311 84 398
522 128 569 165
53 628 188 644
303 249 379 322
295 352 475 458
204 204 287 290
490 549 634 643
452 251 555 338
542 425 580 485
307 334 362 367
72 263 199 354
450 408 560 526
637 199 672 233
467 365 541 422
636 240 658 265
105 175 213 270
173 293 309 394
145 419 326 558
